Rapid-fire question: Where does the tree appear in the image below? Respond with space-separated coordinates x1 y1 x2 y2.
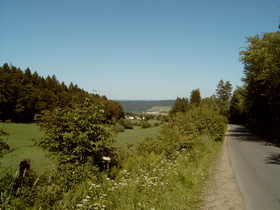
0 63 123 123
229 86 246 124
216 80 232 101
35 98 115 167
169 97 189 116
240 31 280 136
190 89 201 105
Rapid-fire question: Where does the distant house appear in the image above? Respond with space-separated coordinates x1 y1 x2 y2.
125 116 134 120
134 116 142 120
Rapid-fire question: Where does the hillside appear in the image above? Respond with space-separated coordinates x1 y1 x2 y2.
115 100 175 112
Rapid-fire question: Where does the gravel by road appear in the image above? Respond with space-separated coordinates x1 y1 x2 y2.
201 127 245 210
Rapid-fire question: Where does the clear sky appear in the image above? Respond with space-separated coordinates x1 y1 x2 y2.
0 0 279 100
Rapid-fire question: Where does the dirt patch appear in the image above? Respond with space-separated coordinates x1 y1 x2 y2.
201 135 245 209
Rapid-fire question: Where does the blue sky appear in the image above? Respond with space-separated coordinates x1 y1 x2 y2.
0 0 279 100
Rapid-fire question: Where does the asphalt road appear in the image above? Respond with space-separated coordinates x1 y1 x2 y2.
227 124 280 210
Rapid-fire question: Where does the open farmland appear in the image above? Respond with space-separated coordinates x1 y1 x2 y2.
0 122 161 177
114 125 161 147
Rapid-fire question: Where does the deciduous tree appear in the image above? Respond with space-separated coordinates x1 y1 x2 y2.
240 31 280 136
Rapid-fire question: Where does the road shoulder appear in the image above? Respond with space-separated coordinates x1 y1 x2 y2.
201 132 244 209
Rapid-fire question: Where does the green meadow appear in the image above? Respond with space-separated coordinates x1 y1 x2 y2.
0 123 50 178
114 125 161 147
0 122 161 177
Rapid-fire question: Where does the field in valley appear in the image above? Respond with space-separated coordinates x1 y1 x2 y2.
0 122 161 178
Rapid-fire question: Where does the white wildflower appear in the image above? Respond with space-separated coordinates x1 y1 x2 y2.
102 156 111 161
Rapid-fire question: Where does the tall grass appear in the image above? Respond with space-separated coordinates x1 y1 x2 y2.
66 136 222 209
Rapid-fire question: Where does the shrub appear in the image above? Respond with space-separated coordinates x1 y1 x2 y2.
34 98 115 168
154 122 160 126
137 104 227 157
118 119 133 129
140 120 152 129
114 125 125 132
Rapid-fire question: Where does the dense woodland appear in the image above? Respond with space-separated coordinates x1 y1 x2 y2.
230 31 280 141
0 63 124 123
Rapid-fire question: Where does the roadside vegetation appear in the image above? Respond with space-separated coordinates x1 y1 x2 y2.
0 94 227 209
1 26 278 209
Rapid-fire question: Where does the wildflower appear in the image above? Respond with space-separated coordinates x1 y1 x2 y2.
76 204 83 208
102 156 111 161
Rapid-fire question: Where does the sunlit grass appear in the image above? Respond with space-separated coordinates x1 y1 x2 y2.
114 126 162 147
75 136 222 209
0 123 51 178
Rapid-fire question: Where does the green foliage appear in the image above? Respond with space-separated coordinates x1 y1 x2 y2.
0 101 226 209
190 88 201 105
138 104 227 157
229 86 247 124
169 97 189 116
35 98 115 167
113 124 125 132
118 118 133 129
139 120 152 129
240 31 280 138
0 127 10 158
0 63 124 123
216 79 232 102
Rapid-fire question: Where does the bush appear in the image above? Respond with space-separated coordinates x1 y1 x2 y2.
140 120 152 129
137 104 227 157
154 122 160 126
114 124 125 132
118 119 133 129
35 98 115 167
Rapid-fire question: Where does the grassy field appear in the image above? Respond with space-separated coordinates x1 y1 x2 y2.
146 106 172 112
0 122 161 178
114 125 161 147
0 123 51 178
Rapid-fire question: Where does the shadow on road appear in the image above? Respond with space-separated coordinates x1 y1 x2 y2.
266 153 280 165
227 124 280 166
226 125 261 142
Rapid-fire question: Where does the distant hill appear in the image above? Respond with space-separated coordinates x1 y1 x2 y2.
115 100 175 113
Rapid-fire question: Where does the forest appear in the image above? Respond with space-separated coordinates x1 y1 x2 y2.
0 63 124 123
229 30 280 141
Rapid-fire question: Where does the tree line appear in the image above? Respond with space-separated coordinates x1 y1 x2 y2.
230 30 280 141
0 63 124 123
169 81 232 117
